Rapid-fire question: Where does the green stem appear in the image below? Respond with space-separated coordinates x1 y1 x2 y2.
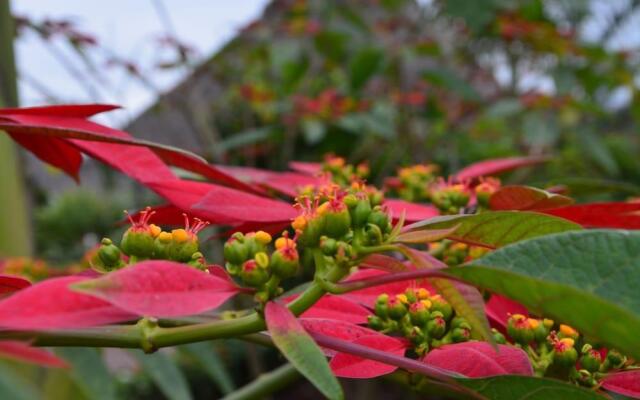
220 363 301 400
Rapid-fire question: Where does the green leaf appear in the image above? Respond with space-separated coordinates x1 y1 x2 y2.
457 230 640 360
281 56 309 94
349 47 384 92
405 211 582 248
55 348 117 400
455 375 607 399
314 31 349 62
265 301 343 400
219 127 273 152
135 351 193 400
182 343 235 395
0 363 40 400
423 68 480 102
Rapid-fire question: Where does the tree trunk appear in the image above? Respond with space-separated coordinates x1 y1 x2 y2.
0 0 32 257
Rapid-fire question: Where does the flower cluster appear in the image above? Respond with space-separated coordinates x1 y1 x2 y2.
368 288 471 356
319 155 369 187
224 230 300 302
505 314 630 387
91 208 209 272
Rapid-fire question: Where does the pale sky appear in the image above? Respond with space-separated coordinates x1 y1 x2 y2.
12 1 270 125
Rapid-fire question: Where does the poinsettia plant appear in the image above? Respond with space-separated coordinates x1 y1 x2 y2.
1 104 640 399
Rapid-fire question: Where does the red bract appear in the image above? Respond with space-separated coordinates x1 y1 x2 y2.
71 261 243 318
422 342 533 377
299 317 409 376
288 295 371 324
489 186 574 211
147 179 296 225
0 276 134 330
542 202 640 229
383 199 440 223
329 335 407 378
218 165 320 197
0 341 68 368
0 105 258 193
601 370 640 399
0 274 31 295
455 156 549 181
289 161 322 175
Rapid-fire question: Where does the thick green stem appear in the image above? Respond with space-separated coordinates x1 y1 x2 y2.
220 363 300 400
0 0 32 257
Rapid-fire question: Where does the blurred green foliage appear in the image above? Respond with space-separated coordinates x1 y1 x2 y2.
194 0 640 189
34 191 124 264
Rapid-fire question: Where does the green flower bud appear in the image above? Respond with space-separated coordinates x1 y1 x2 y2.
367 315 385 331
352 199 372 228
388 297 408 320
121 208 160 258
553 338 578 367
153 231 173 260
367 209 390 233
427 313 447 339
167 228 199 262
239 259 270 287
91 238 125 272
492 328 507 344
374 294 390 318
270 247 299 279
429 295 453 321
343 194 358 208
408 326 427 346
409 300 431 326
224 234 249 265
321 203 351 238
187 252 207 270
606 349 626 369
320 236 338 256
298 215 324 247
579 345 602 372
507 314 535 345
451 327 471 343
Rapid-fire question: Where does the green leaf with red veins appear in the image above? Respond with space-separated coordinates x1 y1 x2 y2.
489 185 574 211
404 211 581 249
265 302 344 400
394 225 460 244
459 230 640 361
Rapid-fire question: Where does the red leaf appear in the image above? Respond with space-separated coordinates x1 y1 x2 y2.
0 341 68 368
300 318 380 346
384 199 439 223
0 104 119 118
422 342 533 377
218 165 318 197
485 294 528 333
601 370 640 399
455 156 549 181
192 182 297 223
0 276 134 330
489 186 574 211
542 202 640 229
72 261 242 318
289 161 321 175
10 134 83 181
287 295 370 324
0 274 31 295
329 334 407 378
147 179 296 225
